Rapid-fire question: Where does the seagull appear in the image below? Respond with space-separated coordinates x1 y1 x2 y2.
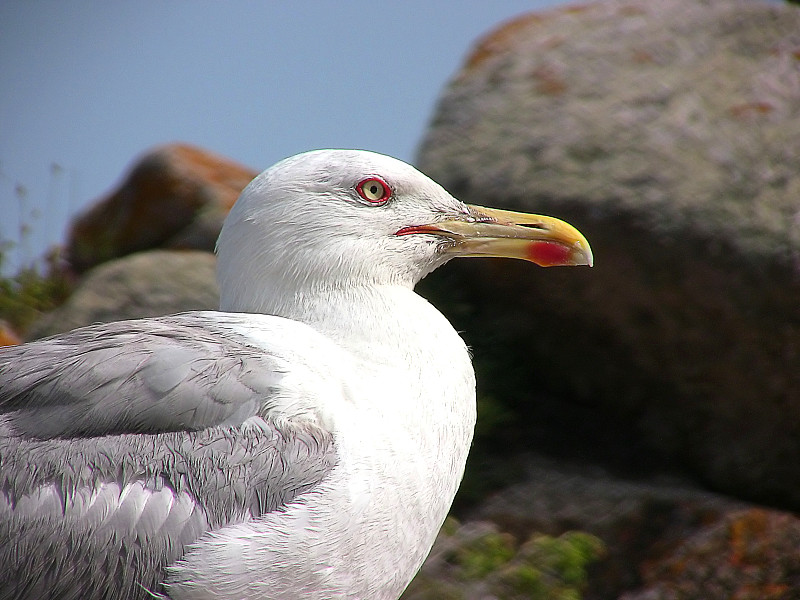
0 149 592 600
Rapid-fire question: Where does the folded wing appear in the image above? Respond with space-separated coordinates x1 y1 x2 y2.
0 312 339 600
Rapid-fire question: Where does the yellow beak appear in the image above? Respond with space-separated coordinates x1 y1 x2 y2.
396 204 593 267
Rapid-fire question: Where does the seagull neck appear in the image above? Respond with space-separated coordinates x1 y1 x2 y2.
296 283 433 353
227 280 450 362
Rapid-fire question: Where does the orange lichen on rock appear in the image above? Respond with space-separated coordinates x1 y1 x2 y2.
463 13 546 73
461 4 598 76
531 63 567 96
66 143 258 272
728 102 775 119
0 321 21 347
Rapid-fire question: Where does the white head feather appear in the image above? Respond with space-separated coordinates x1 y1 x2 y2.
217 149 470 315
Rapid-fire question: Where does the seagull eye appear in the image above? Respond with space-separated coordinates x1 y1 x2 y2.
356 177 391 205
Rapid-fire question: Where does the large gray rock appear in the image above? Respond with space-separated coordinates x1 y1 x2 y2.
29 250 218 339
416 0 800 506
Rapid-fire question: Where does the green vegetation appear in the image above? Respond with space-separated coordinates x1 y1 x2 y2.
500 532 606 599
403 518 606 600
0 246 72 335
454 529 517 580
1 170 74 336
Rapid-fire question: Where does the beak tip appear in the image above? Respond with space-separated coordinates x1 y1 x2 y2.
581 245 594 268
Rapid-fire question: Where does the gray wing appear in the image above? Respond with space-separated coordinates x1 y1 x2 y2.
0 312 338 600
0 313 287 439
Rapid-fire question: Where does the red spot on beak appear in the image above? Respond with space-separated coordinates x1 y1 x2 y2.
527 241 572 267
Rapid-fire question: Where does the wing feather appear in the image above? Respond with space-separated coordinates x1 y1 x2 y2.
0 412 337 599
0 313 285 438
0 311 341 600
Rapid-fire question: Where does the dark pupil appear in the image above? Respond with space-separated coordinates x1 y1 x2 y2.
369 185 379 196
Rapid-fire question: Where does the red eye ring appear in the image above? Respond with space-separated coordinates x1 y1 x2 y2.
356 177 391 205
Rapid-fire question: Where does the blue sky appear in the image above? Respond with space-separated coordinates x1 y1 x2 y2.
0 1 564 274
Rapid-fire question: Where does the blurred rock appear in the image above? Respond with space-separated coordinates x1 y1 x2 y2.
409 454 799 599
66 143 257 273
416 0 800 506
620 508 800 600
470 455 748 598
409 455 800 599
28 250 218 339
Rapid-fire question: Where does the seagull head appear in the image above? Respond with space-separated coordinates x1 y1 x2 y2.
217 149 592 313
